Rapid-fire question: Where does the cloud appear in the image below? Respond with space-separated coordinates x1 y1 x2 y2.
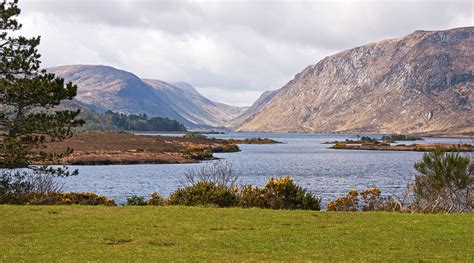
18 0 473 106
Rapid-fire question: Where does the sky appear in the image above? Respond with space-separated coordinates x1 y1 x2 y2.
18 0 473 106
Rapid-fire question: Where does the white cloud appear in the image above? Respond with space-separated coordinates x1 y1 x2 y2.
17 0 473 106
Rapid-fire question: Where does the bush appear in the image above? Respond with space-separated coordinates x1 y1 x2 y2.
2 191 116 206
148 192 167 206
327 188 405 212
411 147 473 213
332 143 347 149
327 189 359 211
170 162 238 207
183 132 207 139
238 185 267 208
127 195 147 206
0 170 34 201
237 176 321 210
0 169 64 204
360 188 383 211
211 143 240 153
381 134 423 142
55 192 116 206
168 182 237 207
184 146 213 160
359 188 402 212
1 168 115 206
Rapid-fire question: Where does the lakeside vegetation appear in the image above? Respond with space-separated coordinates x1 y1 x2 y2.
2 149 472 213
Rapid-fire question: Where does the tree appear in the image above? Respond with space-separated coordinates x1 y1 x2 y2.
0 0 83 172
413 147 473 213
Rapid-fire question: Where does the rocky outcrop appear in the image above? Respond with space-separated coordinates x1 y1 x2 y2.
238 27 473 134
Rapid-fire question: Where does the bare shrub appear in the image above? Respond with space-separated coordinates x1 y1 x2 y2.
28 172 64 195
181 161 238 188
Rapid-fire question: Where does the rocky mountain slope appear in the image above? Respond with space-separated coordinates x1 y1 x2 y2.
49 65 247 128
144 80 247 127
238 27 473 134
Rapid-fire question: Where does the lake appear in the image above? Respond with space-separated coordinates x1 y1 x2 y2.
59 133 472 205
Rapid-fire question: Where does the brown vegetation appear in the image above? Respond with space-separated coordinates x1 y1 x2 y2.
43 132 240 165
226 138 282 144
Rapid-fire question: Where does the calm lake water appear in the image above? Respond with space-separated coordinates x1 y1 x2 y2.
59 133 472 205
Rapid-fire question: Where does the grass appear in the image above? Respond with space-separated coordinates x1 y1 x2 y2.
0 206 473 261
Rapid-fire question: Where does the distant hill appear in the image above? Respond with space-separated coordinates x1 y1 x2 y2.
48 65 247 129
238 27 473 135
144 79 247 128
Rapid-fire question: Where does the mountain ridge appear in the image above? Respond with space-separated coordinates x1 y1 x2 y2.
48 65 247 128
237 27 473 134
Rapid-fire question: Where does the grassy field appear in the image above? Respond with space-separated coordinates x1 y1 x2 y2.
0 206 473 261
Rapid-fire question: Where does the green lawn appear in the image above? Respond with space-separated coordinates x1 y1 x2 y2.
0 206 473 261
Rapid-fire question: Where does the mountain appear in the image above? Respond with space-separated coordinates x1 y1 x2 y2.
238 27 473 135
144 80 247 127
229 90 279 128
48 65 246 128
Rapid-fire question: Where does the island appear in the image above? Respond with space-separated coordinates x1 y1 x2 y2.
325 135 472 152
44 132 241 165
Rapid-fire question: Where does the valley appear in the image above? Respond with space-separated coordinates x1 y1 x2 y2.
1 1 473 261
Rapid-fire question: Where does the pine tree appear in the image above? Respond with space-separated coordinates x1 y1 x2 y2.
413 147 473 212
0 0 83 171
